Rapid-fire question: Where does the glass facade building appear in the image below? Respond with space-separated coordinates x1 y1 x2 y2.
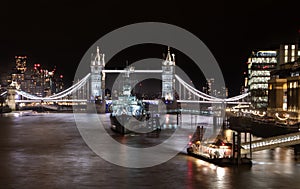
247 51 277 109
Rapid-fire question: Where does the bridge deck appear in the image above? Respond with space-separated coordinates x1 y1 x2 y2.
241 132 300 154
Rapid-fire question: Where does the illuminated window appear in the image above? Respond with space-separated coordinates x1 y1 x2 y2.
291 57 295 62
292 50 295 56
283 102 287 111
289 82 292 88
285 50 288 56
283 83 287 90
269 84 272 90
285 56 288 63
292 45 296 50
250 70 270 77
257 58 262 63
249 77 270 84
285 45 288 50
294 82 297 88
250 84 268 89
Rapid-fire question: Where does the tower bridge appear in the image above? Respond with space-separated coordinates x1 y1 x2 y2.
1 46 250 111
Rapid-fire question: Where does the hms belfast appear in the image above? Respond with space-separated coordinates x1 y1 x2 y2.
109 66 148 134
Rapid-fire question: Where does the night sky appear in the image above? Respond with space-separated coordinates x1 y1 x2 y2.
1 0 300 96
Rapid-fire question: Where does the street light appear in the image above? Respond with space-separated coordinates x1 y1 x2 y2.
286 114 290 125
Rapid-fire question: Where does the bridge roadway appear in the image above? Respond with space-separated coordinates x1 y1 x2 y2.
15 99 87 103
16 99 250 105
241 132 300 155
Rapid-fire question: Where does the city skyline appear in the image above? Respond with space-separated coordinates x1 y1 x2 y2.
2 2 300 188
1 1 300 96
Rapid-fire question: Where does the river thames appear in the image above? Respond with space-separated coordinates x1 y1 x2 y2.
0 113 300 189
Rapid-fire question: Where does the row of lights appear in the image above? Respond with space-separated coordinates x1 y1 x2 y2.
233 108 291 120
275 113 289 121
243 134 300 150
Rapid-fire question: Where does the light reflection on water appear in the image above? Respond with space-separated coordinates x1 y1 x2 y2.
1 113 300 188
160 113 222 142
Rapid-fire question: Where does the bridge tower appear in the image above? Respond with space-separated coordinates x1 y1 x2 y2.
7 86 16 111
162 47 175 101
90 46 105 101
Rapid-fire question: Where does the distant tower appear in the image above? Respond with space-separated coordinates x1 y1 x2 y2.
90 46 105 101
207 78 215 96
11 56 27 92
162 47 175 101
15 56 27 74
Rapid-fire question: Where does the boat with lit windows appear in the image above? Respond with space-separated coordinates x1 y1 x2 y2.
187 126 252 166
187 140 252 166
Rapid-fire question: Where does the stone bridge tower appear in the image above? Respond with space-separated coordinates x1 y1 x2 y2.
90 46 105 101
7 86 16 111
162 47 175 101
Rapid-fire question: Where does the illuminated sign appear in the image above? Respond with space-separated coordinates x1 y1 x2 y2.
255 51 277 57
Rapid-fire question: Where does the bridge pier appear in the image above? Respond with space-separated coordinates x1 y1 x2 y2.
293 144 300 159
242 132 253 159
232 131 253 165
87 100 106 113
232 132 242 165
7 87 16 111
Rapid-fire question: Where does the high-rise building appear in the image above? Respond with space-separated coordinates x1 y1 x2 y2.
268 59 300 122
278 44 300 67
15 56 27 74
247 50 278 109
207 78 214 96
267 41 300 122
28 64 64 97
11 56 27 90
8 55 65 97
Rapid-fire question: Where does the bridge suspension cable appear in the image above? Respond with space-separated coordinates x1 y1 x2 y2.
13 71 249 103
175 75 218 100
16 73 91 101
0 91 7 96
175 75 249 102
48 73 90 98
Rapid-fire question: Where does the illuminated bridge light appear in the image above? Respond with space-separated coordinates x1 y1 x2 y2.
241 133 300 155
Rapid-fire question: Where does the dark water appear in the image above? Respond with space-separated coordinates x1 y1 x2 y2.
0 113 300 189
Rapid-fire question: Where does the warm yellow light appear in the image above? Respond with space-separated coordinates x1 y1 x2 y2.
283 83 287 90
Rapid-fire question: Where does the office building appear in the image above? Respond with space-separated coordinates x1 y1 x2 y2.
268 43 300 122
247 50 277 109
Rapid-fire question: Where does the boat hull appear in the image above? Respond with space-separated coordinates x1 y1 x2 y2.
187 147 252 167
110 114 131 134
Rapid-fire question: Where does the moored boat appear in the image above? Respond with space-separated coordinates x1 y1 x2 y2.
110 95 147 134
186 139 252 167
